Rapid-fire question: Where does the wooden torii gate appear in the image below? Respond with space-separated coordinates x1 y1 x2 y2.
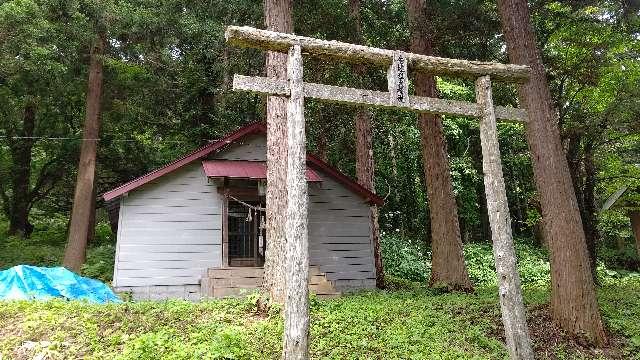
225 26 534 360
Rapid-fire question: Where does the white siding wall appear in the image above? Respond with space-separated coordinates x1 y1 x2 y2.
213 134 267 161
114 163 223 288
308 174 376 286
113 133 376 295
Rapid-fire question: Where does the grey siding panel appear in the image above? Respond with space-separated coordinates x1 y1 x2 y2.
309 223 371 237
325 271 376 281
308 214 368 223
124 213 221 222
117 277 203 287
117 260 218 270
308 173 376 283
114 163 222 288
123 220 221 230
118 268 211 278
119 251 219 262
125 205 221 214
118 230 221 245
113 132 376 291
115 285 201 301
125 198 219 207
213 134 267 161
309 242 371 251
119 244 219 253
311 236 370 244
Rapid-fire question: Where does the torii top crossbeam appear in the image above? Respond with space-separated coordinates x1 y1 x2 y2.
226 26 530 82
225 26 529 123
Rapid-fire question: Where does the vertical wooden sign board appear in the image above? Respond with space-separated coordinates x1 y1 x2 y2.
388 52 409 106
226 26 534 360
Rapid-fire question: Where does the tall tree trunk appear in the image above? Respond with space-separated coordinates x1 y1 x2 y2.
582 140 599 281
388 133 404 235
64 34 105 272
350 0 385 289
316 130 328 162
263 0 293 303
7 102 36 237
630 210 640 258
86 186 97 245
406 0 473 291
471 137 491 242
496 0 607 345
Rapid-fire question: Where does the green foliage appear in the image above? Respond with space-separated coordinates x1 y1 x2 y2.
380 234 430 282
24 212 69 246
2 284 639 359
599 211 634 246
382 275 422 291
0 214 68 268
0 291 504 359
598 281 640 354
463 242 551 289
0 216 116 282
381 235 553 289
599 244 640 272
118 325 259 360
82 245 115 283
0 237 63 269
94 222 115 245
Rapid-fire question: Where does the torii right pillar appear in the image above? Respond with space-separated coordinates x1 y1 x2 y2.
476 75 534 359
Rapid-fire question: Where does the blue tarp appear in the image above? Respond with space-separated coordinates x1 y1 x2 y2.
0 265 121 303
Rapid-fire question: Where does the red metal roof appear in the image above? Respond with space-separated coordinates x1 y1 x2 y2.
102 122 383 206
202 160 322 182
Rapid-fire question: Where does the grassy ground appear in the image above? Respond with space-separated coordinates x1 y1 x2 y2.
1 283 639 360
2 220 639 359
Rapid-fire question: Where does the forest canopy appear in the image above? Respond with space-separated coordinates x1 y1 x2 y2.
0 0 639 358
1 0 637 249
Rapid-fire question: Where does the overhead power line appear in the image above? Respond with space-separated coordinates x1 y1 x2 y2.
0 135 220 143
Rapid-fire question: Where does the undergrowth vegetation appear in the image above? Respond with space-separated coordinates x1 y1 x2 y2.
1 222 640 359
381 234 640 289
1 220 637 290
0 216 115 282
1 285 639 359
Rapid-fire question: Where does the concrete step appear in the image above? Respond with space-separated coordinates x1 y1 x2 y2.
316 292 341 299
202 265 340 299
309 274 328 285
211 277 262 287
309 281 336 294
207 267 264 279
212 286 261 298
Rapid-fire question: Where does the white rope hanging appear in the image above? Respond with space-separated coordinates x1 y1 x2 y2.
226 194 266 255
227 194 266 212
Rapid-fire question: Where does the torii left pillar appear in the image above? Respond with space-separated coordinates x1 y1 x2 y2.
282 44 309 360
